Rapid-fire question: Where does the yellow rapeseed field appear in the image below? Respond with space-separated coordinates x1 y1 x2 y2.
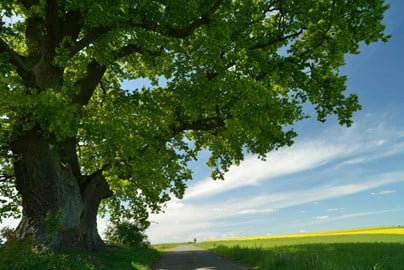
222 226 404 241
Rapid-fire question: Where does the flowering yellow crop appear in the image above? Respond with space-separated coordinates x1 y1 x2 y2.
221 227 404 242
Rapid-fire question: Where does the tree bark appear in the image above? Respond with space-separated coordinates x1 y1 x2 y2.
10 129 112 251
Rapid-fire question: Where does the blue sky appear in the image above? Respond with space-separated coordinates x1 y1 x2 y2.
1 1 403 245
145 1 404 243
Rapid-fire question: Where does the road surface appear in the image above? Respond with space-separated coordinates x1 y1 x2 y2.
152 245 251 270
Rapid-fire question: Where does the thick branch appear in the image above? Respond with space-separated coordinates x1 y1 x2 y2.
81 169 113 199
69 26 111 57
42 0 82 59
61 11 82 42
44 0 61 57
0 38 26 69
72 60 106 106
71 44 161 105
0 38 36 86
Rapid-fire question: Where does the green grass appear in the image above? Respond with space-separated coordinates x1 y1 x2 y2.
0 239 163 270
197 229 404 270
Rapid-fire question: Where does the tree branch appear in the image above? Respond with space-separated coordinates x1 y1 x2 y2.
72 60 106 106
178 118 224 132
170 114 227 136
80 169 113 202
68 0 223 58
0 38 36 86
249 29 304 51
136 0 223 38
168 0 223 38
42 0 71 62
70 26 163 58
69 26 112 57
61 10 82 42
114 44 163 59
0 38 26 69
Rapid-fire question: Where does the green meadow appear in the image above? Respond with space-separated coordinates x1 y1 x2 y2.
197 227 404 270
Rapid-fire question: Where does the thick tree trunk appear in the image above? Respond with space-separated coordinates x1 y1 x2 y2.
11 129 112 251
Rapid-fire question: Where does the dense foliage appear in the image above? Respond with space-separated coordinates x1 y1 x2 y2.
0 0 389 247
104 221 150 247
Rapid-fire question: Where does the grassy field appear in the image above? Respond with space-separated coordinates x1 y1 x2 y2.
0 239 163 270
197 227 404 270
0 237 186 270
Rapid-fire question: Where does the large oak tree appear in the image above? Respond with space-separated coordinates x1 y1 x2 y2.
0 0 388 250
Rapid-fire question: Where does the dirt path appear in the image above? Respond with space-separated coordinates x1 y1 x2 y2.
152 245 251 270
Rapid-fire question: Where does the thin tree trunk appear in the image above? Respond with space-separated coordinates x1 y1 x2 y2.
11 129 112 251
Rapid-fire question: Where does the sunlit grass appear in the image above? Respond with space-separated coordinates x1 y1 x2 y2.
197 227 404 270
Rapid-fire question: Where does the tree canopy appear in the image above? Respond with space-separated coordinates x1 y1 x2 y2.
0 0 389 246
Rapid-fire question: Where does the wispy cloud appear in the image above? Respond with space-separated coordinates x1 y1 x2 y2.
185 139 351 200
238 209 275 215
184 117 404 201
147 113 404 243
371 190 396 196
293 209 400 233
310 209 398 225
327 208 345 212
148 170 404 243
212 171 404 213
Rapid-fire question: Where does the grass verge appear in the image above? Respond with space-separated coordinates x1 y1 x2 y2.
0 239 161 270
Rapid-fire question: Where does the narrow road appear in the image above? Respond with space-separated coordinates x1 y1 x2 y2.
152 245 251 270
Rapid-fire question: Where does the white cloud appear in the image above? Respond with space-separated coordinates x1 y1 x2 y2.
184 117 404 202
338 141 404 167
371 190 396 196
327 208 345 212
309 209 397 226
334 210 396 220
238 209 275 215
166 201 185 209
233 171 404 211
184 139 351 200
148 170 404 243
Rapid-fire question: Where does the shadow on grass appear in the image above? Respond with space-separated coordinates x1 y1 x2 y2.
208 243 404 270
0 239 160 270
